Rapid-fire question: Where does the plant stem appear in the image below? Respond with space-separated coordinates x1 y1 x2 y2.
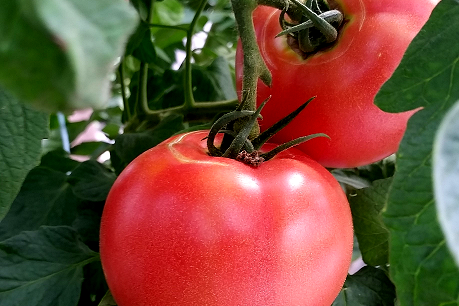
183 0 207 110
257 0 304 21
137 0 156 116
138 0 239 121
230 0 271 113
57 112 70 153
147 23 188 32
118 59 131 121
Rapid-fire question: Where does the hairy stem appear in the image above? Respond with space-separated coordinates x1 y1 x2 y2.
257 0 304 21
231 0 272 114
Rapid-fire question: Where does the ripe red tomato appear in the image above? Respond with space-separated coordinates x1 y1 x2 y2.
236 0 439 168
100 131 353 306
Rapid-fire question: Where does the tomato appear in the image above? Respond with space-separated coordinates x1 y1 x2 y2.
100 130 353 306
236 0 440 168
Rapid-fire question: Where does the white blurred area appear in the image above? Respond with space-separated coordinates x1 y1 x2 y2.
67 109 113 163
173 21 212 70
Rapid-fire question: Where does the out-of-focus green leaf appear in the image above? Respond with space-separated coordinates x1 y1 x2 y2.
113 114 185 172
72 201 104 253
67 160 116 202
192 56 238 102
332 267 395 306
0 0 138 112
98 290 117 306
0 167 81 241
103 123 122 139
0 86 48 222
349 179 391 266
434 100 459 266
375 0 459 304
70 141 112 159
0 226 99 306
40 149 81 173
126 23 157 63
152 0 184 25
153 27 188 49
80 262 108 306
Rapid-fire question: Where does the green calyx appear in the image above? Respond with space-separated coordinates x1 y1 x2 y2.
206 97 329 167
278 0 344 55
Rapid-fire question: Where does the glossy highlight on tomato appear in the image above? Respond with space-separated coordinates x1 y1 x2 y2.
236 0 440 168
100 131 353 306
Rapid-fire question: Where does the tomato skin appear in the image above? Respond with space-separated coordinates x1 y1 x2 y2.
100 131 353 306
236 0 439 168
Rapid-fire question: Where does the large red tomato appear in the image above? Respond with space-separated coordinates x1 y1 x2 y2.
236 0 439 168
100 131 353 306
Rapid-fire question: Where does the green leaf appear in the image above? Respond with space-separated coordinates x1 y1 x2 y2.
102 123 122 140
98 291 117 306
0 167 81 241
72 203 103 252
70 141 112 158
67 160 116 202
132 29 157 63
376 0 459 304
152 0 184 25
434 100 459 266
0 0 139 112
349 179 391 266
113 114 185 170
384 106 459 305
0 226 99 306
79 262 108 306
126 23 157 63
40 149 81 173
375 0 459 113
332 267 395 306
153 26 187 50
0 86 48 222
192 56 238 102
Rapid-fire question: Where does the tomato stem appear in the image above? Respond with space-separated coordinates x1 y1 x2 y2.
222 98 269 158
257 0 304 21
118 59 131 122
206 110 255 156
137 0 156 117
291 0 339 43
275 10 343 38
231 0 272 115
183 0 208 109
229 0 274 143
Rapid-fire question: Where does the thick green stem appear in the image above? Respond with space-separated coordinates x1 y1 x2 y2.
231 0 272 115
